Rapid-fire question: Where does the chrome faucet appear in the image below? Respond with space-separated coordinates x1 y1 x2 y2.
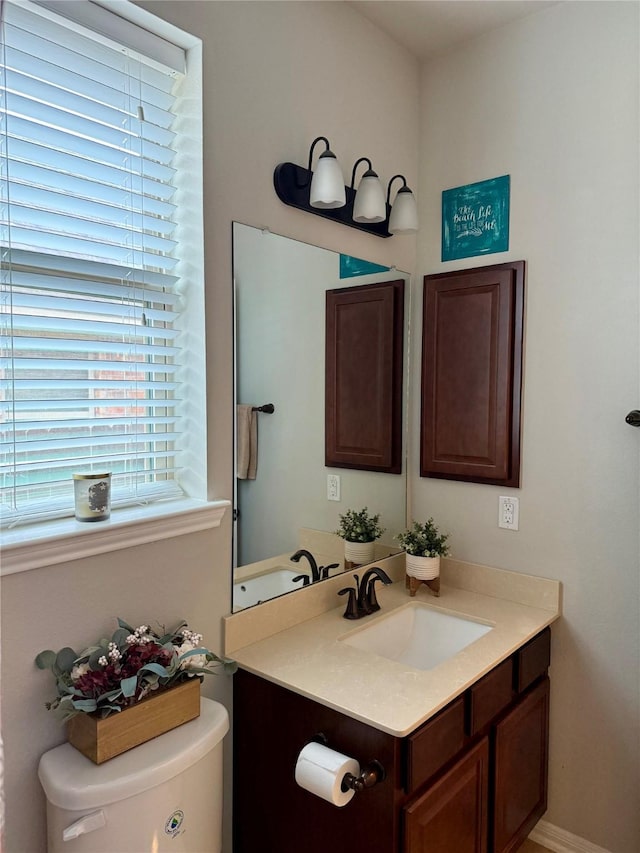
339 566 393 619
290 549 320 583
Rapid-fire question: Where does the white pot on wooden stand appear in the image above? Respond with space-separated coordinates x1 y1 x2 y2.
405 554 441 597
344 540 375 566
406 554 440 580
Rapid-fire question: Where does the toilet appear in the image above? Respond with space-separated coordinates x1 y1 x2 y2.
38 698 229 852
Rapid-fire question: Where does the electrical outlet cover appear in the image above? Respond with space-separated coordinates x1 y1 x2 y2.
327 474 341 501
498 495 519 530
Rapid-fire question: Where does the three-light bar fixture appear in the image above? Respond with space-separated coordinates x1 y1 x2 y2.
273 136 418 238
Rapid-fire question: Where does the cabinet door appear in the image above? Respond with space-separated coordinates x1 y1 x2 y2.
492 677 550 853
404 737 489 853
420 261 524 486
325 279 405 473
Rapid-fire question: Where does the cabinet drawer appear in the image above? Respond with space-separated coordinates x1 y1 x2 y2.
406 696 465 792
466 658 514 736
516 628 551 693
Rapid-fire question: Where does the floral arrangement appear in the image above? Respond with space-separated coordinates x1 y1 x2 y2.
335 507 385 543
396 518 451 558
35 618 237 721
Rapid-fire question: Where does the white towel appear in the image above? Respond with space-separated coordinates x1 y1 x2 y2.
237 405 258 479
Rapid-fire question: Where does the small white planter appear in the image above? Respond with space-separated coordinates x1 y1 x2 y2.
405 554 440 580
344 540 375 565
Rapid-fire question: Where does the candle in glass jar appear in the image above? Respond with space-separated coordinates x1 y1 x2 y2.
73 473 111 522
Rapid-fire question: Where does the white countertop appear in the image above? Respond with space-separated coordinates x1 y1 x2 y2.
228 567 561 737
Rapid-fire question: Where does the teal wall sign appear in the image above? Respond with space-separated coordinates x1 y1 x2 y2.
339 254 391 279
442 175 510 262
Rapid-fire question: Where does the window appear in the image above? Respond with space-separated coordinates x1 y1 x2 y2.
0 0 205 529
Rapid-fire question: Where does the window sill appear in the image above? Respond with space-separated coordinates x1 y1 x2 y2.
0 498 231 576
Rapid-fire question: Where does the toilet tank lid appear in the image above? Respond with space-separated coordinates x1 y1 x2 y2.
38 698 229 811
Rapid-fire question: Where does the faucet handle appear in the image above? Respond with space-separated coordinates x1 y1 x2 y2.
292 574 310 587
366 576 385 612
320 562 340 580
338 587 359 619
363 567 393 613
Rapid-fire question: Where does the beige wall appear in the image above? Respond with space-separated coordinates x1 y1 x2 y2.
4 2 638 851
413 2 640 851
0 3 419 850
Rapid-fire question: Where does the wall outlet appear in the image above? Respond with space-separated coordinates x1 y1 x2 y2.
327 474 341 501
498 495 519 530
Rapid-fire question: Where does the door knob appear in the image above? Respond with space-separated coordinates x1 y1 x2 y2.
625 410 640 427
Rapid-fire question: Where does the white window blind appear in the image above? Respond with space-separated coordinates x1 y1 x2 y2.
0 0 191 526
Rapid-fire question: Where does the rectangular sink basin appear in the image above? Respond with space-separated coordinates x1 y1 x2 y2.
340 602 493 671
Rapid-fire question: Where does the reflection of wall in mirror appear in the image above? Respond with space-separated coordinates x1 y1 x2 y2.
234 223 407 569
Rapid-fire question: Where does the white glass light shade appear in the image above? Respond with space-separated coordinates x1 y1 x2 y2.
310 152 346 209
353 171 386 223
388 186 418 234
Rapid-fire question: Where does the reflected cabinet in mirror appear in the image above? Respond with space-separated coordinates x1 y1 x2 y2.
232 223 409 612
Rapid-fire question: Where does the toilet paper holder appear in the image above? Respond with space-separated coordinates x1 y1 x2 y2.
341 760 385 793
313 733 386 794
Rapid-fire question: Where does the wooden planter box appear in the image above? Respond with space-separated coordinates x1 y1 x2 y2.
67 678 201 764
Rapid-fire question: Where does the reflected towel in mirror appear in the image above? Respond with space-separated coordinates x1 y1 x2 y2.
237 405 258 479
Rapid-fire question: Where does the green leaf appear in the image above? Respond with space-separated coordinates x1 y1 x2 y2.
35 650 57 670
97 688 123 702
56 647 78 674
111 628 130 648
139 662 169 678
156 620 186 645
167 619 187 636
178 647 207 660
51 698 81 722
74 644 99 662
120 676 138 697
72 698 97 713
117 618 135 633
223 659 239 674
88 648 106 669
97 705 122 719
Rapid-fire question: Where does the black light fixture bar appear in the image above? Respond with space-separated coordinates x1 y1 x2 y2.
273 161 392 238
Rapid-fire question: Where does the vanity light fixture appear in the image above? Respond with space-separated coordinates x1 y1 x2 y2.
273 137 418 238
308 137 346 209
387 174 419 235
351 157 386 224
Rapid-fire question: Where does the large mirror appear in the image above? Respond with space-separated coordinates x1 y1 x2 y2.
232 222 409 612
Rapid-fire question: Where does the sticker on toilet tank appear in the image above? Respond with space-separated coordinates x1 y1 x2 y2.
164 810 185 837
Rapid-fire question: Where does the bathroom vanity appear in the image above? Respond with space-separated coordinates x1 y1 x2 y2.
225 558 560 853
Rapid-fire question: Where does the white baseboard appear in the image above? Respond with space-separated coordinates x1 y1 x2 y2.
529 819 612 853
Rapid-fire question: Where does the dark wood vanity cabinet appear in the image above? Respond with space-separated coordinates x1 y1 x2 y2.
233 628 550 853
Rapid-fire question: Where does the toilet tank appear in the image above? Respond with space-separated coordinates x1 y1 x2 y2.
38 698 229 853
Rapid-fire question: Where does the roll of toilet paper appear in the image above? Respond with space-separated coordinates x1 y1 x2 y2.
294 742 360 807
